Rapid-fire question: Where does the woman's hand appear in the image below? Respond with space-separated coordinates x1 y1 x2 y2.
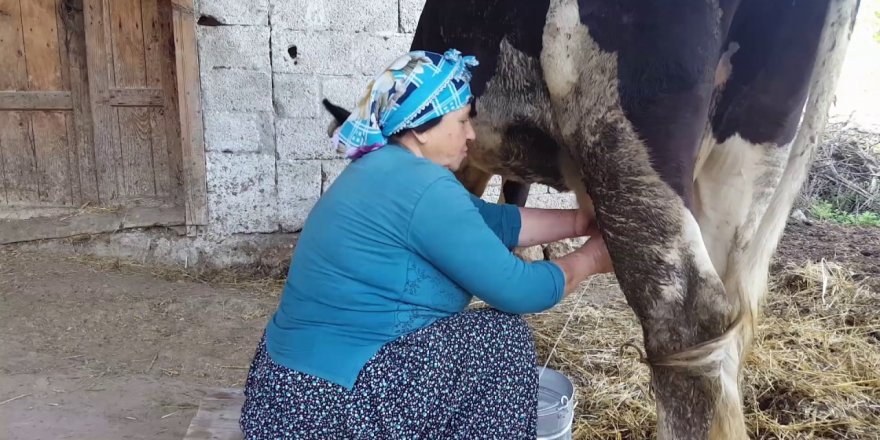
575 226 614 274
552 227 614 295
514 204 613 294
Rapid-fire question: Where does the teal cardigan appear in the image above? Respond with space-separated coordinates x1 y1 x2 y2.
266 145 565 389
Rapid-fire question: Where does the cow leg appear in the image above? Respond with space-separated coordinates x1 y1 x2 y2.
500 180 530 206
542 1 741 438
575 127 742 440
541 0 856 438
695 0 858 431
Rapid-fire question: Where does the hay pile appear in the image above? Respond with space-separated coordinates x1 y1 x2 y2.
529 263 879 439
801 123 880 214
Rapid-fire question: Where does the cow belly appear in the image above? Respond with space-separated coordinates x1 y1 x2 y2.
469 38 567 190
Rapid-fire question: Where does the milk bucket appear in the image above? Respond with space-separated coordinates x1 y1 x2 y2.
536 366 575 440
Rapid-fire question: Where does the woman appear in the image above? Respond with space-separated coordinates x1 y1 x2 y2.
239 49 613 439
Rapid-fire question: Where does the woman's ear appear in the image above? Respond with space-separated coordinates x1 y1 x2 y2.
411 128 431 145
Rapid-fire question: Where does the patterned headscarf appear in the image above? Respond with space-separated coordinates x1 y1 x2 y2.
333 49 479 160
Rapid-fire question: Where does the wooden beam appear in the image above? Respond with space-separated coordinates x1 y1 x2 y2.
0 205 186 244
172 3 208 227
107 88 165 107
83 0 119 203
183 388 245 440
0 92 73 110
55 0 82 205
62 0 101 204
170 0 194 14
152 0 183 201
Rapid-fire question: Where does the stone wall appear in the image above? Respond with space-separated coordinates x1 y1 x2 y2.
196 0 576 237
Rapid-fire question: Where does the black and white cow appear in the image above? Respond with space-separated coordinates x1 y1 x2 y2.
325 0 860 438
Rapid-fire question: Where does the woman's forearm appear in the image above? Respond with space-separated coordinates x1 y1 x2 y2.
517 207 580 247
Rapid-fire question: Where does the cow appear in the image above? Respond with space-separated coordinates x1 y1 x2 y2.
322 0 860 438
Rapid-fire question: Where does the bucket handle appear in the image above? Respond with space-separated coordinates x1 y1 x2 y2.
560 395 579 410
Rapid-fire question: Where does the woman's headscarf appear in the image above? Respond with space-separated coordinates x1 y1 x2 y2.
333 48 479 160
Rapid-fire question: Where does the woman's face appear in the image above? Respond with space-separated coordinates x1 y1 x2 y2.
416 105 476 172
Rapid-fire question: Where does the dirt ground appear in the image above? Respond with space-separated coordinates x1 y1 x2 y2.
1 219 878 440
775 220 880 291
0 252 275 440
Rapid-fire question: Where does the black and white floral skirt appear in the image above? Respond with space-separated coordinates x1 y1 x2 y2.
239 308 539 439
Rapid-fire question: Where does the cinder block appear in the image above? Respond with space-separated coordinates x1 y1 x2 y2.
545 237 588 260
276 117 342 160
354 33 414 74
272 30 412 76
483 186 501 200
278 160 322 200
269 0 322 30
273 74 320 118
514 245 546 262
198 0 269 25
271 30 356 75
531 184 550 194
201 69 273 112
204 111 275 153
321 160 349 192
525 193 579 209
277 160 322 231
271 0 397 32
278 199 319 232
321 75 372 110
400 0 426 33
206 152 277 234
198 26 271 71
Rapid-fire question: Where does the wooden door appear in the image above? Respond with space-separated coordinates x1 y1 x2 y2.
0 0 182 209
0 0 90 206
84 0 183 206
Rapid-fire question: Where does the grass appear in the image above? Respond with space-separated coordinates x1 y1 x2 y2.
875 10 880 43
809 201 880 226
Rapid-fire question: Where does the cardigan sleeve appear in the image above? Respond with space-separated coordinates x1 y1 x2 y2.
407 175 565 314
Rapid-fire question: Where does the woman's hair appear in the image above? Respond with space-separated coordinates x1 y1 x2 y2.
391 115 443 141
408 116 444 134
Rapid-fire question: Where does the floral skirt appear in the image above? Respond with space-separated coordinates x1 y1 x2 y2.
239 308 539 439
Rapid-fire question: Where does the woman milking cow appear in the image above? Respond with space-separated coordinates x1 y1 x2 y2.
238 49 613 438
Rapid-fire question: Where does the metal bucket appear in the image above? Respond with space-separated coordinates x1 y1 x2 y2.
536 367 575 440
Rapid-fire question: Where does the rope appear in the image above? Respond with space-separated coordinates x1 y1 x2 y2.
539 278 591 381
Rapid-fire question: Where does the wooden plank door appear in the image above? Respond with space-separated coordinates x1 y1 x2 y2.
84 0 183 206
0 0 94 207
0 0 199 243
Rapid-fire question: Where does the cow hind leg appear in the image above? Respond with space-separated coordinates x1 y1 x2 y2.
696 2 858 437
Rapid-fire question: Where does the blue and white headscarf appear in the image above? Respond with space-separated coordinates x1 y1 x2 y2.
333 49 479 160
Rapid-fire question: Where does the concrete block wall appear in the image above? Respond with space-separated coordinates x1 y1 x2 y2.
197 0 575 236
